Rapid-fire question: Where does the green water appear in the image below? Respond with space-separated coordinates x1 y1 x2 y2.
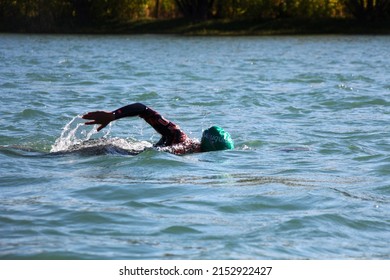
0 34 389 259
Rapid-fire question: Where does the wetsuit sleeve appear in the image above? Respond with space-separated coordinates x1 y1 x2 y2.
112 102 147 120
138 107 188 146
111 103 187 146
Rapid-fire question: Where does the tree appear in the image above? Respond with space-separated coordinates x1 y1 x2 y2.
70 0 94 25
344 0 390 21
174 0 215 20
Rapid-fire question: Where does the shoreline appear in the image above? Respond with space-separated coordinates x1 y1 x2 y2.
2 18 390 36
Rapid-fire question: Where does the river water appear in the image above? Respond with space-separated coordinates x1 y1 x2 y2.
0 34 389 259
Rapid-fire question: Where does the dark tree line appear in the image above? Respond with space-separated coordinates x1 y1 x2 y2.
174 0 214 20
1 0 389 32
344 0 390 21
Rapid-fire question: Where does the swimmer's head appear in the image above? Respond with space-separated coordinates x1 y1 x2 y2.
200 126 234 152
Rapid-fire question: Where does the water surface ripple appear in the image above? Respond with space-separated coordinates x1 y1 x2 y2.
0 35 389 259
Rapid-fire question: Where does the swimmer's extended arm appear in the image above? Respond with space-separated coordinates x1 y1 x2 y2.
82 103 147 132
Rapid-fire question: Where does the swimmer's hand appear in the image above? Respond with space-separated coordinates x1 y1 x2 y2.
82 111 115 132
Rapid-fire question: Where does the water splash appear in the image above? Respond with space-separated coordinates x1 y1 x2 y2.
50 115 111 153
50 115 152 155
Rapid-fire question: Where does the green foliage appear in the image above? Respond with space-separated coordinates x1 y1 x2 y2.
280 0 345 18
0 0 73 31
0 0 389 32
210 0 345 19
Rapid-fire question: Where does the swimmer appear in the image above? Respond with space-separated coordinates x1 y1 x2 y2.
82 102 234 155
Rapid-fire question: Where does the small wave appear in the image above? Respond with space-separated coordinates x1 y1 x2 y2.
1 138 152 157
330 187 389 204
2 115 153 157
17 108 47 118
52 138 151 156
50 114 152 156
161 226 202 234
0 145 45 157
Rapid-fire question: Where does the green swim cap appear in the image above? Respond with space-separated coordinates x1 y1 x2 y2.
201 126 234 152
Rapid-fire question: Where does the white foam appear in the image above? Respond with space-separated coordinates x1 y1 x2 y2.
50 115 111 153
50 115 152 154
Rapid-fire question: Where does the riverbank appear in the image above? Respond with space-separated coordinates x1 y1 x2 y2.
2 17 390 35
118 18 390 35
0 18 390 36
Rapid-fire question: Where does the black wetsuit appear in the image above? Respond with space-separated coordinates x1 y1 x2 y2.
112 103 188 147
